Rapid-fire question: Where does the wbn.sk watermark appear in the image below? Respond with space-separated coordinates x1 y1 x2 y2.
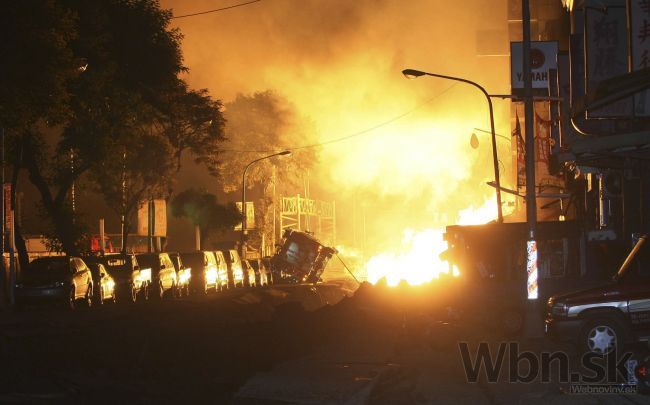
458 342 639 394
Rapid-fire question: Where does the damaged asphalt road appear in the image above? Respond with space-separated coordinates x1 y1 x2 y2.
2 281 649 404
0 282 357 403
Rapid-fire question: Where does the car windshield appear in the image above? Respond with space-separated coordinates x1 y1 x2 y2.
136 255 155 269
103 257 131 273
22 258 69 282
28 259 68 273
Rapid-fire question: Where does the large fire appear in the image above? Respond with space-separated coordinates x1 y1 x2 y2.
165 0 514 278
365 198 501 286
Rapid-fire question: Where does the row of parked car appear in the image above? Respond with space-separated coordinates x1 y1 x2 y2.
14 249 272 309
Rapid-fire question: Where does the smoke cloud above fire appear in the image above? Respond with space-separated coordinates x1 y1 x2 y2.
163 0 513 253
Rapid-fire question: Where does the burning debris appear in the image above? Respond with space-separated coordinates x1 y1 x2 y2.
270 229 338 284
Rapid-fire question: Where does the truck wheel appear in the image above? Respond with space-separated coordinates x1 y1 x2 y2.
580 316 628 356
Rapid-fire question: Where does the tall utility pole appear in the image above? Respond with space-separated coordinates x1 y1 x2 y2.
1 129 4 261
240 151 291 259
70 149 75 224
523 0 541 336
121 151 126 253
272 165 277 252
1 129 4 307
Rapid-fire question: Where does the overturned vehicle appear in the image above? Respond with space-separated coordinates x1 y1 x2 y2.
270 229 337 284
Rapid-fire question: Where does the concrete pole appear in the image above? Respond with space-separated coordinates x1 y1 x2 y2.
99 218 105 254
1 128 5 308
8 213 14 307
272 165 276 250
523 0 542 338
1 128 4 261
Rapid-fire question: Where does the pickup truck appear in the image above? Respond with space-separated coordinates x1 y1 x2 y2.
545 235 650 355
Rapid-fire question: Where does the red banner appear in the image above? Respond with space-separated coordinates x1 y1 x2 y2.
514 112 526 189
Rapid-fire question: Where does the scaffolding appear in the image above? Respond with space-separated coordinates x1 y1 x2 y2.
279 195 336 247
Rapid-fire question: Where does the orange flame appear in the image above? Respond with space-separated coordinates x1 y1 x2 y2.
365 198 502 286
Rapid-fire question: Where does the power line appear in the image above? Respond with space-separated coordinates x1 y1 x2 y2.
220 82 460 154
473 127 511 141
172 0 261 19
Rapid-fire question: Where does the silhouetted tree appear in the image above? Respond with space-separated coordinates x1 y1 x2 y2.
170 189 242 249
2 0 226 254
218 91 318 247
162 82 226 173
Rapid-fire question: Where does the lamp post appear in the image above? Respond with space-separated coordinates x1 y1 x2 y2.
402 68 503 223
241 150 292 259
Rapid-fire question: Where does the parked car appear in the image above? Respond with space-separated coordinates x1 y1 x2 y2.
212 251 230 291
88 262 117 305
248 258 269 287
136 253 178 300
242 259 257 288
84 254 151 303
546 235 650 355
222 249 245 288
169 252 192 297
15 256 93 309
180 251 219 294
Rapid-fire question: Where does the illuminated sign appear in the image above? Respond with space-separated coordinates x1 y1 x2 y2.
527 240 538 300
510 41 558 90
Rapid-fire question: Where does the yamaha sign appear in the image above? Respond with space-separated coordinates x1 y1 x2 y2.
510 41 558 90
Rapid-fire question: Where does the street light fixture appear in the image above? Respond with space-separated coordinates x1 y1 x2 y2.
240 150 292 259
402 68 503 223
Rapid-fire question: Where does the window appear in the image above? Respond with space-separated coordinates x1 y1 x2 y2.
539 239 568 279
72 258 83 272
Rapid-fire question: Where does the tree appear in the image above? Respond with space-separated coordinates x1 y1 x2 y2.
0 1 80 269
218 91 318 246
162 82 227 173
92 131 175 253
170 189 242 249
0 0 78 130
219 91 316 192
2 0 226 255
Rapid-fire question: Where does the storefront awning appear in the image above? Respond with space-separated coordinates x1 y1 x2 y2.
572 67 650 118
557 131 650 165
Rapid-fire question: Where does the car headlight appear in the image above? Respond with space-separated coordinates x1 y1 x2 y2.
54 281 65 287
179 270 191 284
205 267 218 284
14 283 23 288
551 302 569 317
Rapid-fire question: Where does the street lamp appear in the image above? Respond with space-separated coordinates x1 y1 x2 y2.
241 150 292 259
402 68 503 223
